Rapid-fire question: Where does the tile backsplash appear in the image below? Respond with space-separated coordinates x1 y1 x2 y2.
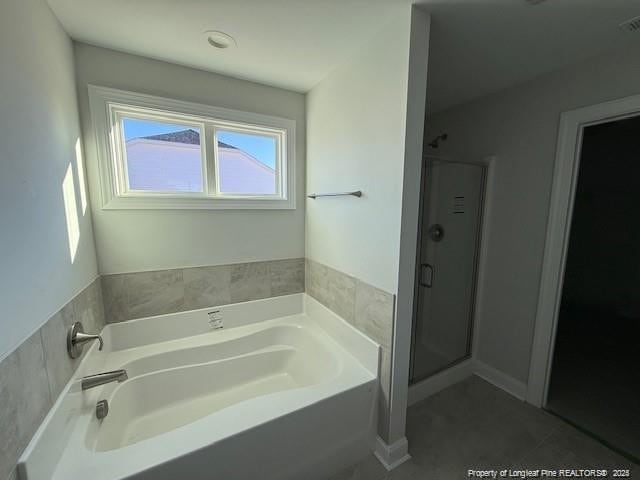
305 258 395 442
101 258 305 323
0 278 105 480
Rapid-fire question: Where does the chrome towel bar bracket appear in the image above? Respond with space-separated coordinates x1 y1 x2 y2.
307 190 362 199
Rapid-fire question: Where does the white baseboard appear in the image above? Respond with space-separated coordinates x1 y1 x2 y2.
407 358 527 406
408 359 474 406
473 360 527 400
373 436 411 471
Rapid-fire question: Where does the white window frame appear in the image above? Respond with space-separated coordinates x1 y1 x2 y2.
88 85 296 210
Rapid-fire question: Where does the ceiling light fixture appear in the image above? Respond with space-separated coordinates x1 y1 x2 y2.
204 30 236 49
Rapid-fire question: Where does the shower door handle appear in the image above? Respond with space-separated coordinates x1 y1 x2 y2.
420 263 434 288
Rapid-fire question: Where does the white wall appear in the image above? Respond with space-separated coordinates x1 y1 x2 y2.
306 7 431 451
306 10 412 294
74 44 306 274
390 6 431 445
0 0 99 359
425 42 640 384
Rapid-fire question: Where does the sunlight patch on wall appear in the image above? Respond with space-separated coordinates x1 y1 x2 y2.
75 138 88 214
63 163 80 262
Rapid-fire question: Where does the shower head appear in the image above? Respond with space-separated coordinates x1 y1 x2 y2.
428 133 448 149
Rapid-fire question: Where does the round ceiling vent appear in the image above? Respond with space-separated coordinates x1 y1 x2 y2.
204 31 236 49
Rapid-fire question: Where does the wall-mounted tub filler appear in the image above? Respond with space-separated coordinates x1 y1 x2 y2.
67 321 104 358
81 370 128 391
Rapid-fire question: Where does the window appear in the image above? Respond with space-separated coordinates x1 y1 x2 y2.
217 129 278 195
122 117 205 193
89 86 295 209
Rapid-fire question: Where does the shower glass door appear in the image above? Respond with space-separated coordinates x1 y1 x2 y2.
410 159 485 382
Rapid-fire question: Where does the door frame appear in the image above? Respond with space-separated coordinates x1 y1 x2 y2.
409 155 491 384
526 93 640 407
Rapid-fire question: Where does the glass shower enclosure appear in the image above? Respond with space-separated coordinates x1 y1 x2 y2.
410 158 486 382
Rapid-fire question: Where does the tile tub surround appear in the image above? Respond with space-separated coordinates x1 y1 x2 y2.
101 258 305 323
305 258 395 441
0 278 105 480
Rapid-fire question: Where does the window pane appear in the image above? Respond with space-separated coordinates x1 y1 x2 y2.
217 130 277 195
123 118 203 192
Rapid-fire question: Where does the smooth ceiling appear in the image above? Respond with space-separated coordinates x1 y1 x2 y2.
48 0 640 111
47 0 408 92
422 0 640 112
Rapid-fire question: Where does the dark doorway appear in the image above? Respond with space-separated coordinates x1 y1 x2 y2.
547 115 640 461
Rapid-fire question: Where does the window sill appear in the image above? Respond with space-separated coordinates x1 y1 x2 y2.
102 195 296 210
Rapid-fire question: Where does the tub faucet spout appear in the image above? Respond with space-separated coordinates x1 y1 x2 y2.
81 369 128 391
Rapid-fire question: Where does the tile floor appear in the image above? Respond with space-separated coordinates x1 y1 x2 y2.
330 376 638 479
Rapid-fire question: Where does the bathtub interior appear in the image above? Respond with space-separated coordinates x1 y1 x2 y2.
87 325 341 452
116 324 331 378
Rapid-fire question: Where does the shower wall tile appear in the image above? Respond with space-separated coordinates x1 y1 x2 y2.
305 258 395 442
230 262 271 303
355 281 394 351
0 278 104 480
59 300 76 327
127 269 185 319
268 258 305 297
74 278 105 334
40 311 79 399
184 265 232 310
326 267 357 323
305 258 330 306
103 258 305 323
101 273 129 323
0 330 51 480
305 259 356 322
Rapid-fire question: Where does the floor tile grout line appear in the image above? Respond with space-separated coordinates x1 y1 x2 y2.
509 428 558 466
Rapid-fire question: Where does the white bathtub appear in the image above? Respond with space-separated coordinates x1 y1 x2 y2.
18 294 379 480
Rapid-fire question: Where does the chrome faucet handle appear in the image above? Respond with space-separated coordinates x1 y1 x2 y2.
67 322 103 359
74 332 104 350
